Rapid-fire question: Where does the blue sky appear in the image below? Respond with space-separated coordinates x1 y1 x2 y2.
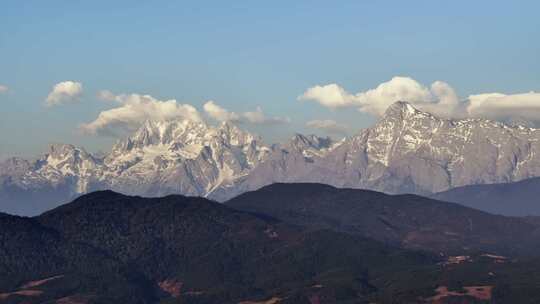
1 1 539 158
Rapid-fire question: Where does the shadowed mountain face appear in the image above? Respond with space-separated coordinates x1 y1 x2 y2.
6 188 540 303
226 183 540 257
0 190 444 304
432 177 540 216
0 210 154 303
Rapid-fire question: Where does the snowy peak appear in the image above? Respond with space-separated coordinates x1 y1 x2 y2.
379 101 441 127
45 144 96 167
383 101 420 118
0 157 32 176
6 101 540 207
111 119 262 157
47 143 91 159
40 144 99 178
113 119 210 153
286 134 338 158
288 134 333 151
215 121 259 147
220 102 540 200
97 118 272 198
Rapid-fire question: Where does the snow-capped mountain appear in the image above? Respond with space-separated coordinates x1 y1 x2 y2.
0 120 275 215
101 120 271 197
352 101 540 193
3 101 540 215
216 101 540 198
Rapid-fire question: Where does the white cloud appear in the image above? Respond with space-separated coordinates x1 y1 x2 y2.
0 85 8 93
299 76 459 117
306 120 348 135
203 101 289 125
467 92 540 122
420 81 461 117
81 92 202 136
301 76 540 123
96 90 118 102
298 84 356 108
203 100 241 122
243 107 290 124
45 81 83 106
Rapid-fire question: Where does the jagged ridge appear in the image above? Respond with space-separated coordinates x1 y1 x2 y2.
3 101 540 215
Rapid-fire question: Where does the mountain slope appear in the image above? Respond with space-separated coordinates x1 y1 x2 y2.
432 177 540 216
0 121 277 215
1 190 445 304
103 120 271 198
226 102 540 198
0 146 96 215
0 211 154 303
226 183 540 257
7 189 540 303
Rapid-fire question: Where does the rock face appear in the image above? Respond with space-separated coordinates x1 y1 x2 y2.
353 102 540 193
3 101 540 214
223 101 540 198
0 121 277 215
101 120 271 198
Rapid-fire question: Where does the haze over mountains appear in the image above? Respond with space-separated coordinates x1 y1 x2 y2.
433 177 540 216
3 101 540 215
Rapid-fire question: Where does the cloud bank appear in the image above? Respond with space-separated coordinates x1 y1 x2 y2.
81 92 202 136
0 85 8 93
81 78 540 138
306 120 348 135
299 76 540 122
83 93 288 137
203 100 290 125
45 81 83 106
203 100 241 122
467 92 540 122
299 77 460 117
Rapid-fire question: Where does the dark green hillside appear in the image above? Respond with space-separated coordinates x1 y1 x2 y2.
4 186 540 303
0 212 155 303
227 183 540 257
0 190 439 304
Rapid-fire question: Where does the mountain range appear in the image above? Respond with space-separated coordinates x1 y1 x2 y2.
433 177 540 216
0 189 437 303
3 101 540 215
226 183 540 257
5 185 540 303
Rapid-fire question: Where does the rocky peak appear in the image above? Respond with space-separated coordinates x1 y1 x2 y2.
285 134 337 159
215 121 258 147
383 101 418 117
48 143 77 157
288 134 333 151
112 119 210 153
28 144 99 182
8 101 540 208
0 157 32 175
46 144 94 163
369 101 446 145
380 101 439 124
